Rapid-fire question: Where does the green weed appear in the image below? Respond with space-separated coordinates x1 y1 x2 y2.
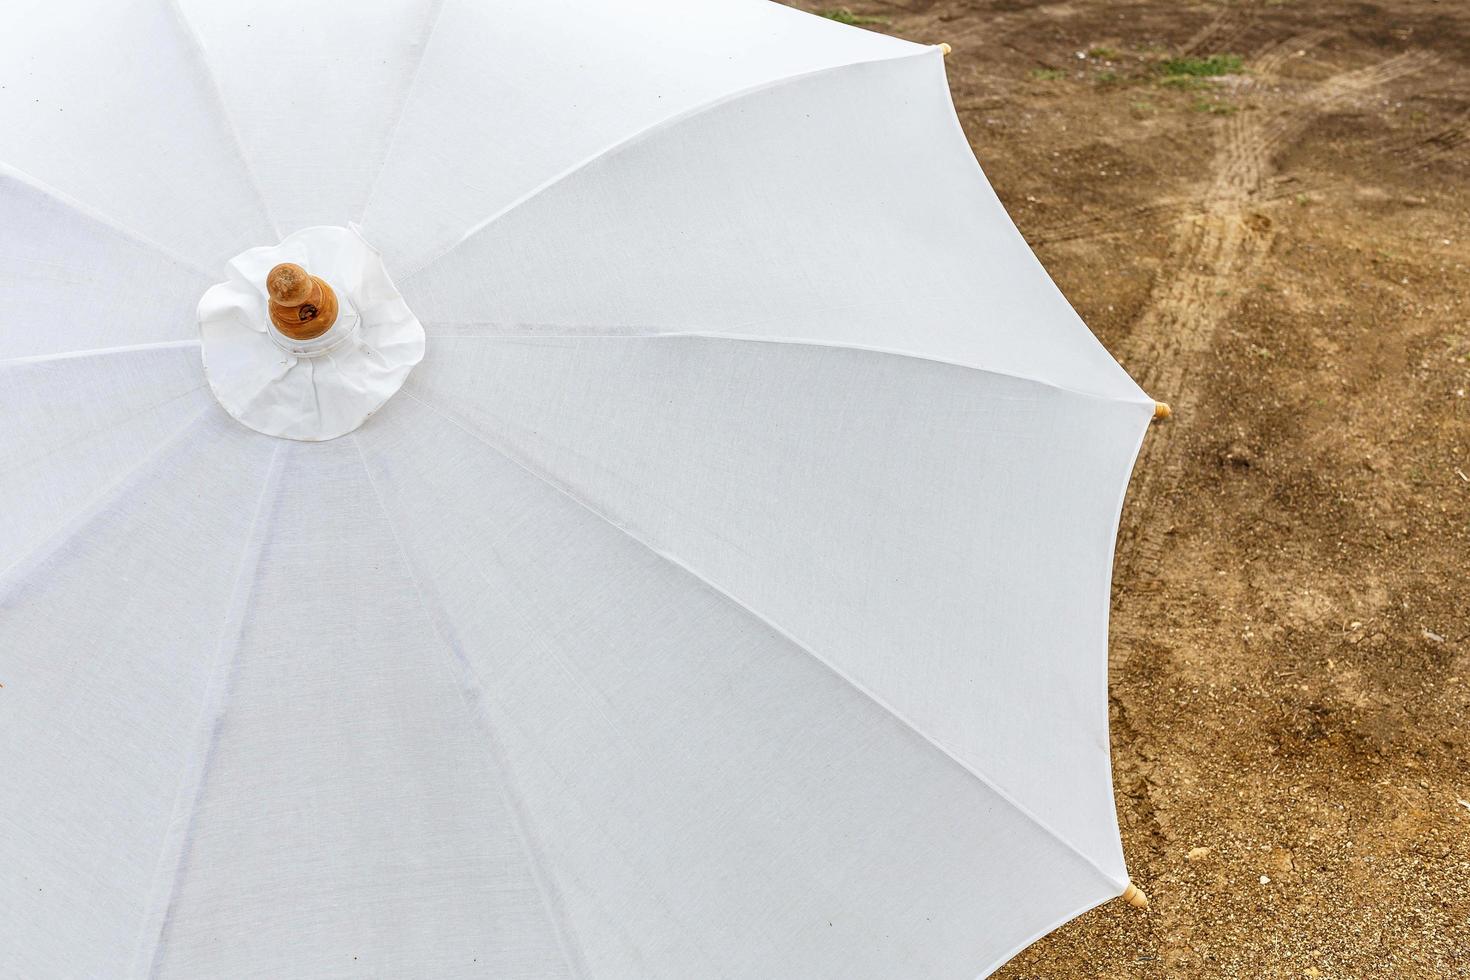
817 8 889 26
1161 54 1244 77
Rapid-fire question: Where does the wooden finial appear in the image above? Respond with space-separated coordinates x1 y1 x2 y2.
939 42 953 56
1153 401 1172 421
266 263 338 340
1120 882 1150 909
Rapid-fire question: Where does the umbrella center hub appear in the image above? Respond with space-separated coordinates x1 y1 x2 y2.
264 262 353 355
196 226 426 442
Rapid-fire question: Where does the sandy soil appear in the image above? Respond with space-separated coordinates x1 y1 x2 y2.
784 1 1470 975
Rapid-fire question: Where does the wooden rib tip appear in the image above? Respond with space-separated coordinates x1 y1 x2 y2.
939 42 953 56
1121 882 1150 909
1152 401 1172 421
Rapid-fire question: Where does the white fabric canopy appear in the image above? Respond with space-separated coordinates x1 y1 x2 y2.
0 1 1155 977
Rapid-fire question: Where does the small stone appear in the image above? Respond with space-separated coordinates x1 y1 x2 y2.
1187 846 1211 862
1260 875 1271 885
1224 443 1255 467
1422 629 1445 643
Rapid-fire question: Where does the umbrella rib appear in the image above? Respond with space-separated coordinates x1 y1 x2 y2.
350 432 593 980
401 387 1128 895
355 0 451 229
162 0 281 241
0 339 203 371
0 406 215 593
422 329 1156 409
2 383 207 485
0 161 218 281
127 442 284 979
395 49 930 284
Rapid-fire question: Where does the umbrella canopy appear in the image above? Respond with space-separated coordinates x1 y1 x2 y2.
1 1 1158 977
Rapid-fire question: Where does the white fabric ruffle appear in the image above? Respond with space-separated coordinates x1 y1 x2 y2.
197 225 425 441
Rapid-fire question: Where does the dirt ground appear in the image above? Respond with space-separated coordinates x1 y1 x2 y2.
784 1 1470 975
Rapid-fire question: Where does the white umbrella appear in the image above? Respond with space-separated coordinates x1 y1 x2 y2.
1 1 1161 976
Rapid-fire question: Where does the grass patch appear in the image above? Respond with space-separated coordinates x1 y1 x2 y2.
1157 53 1243 90
1159 74 1214 89
1161 53 1244 77
1029 67 1068 81
817 7 889 26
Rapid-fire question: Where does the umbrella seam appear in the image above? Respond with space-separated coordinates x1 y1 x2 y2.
351 433 593 980
2 384 208 483
400 387 1129 897
394 48 932 283
0 407 215 593
163 0 281 240
354 0 451 229
422 329 1157 408
0 339 203 370
127 441 284 978
0 162 218 280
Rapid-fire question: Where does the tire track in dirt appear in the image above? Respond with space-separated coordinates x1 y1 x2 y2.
1393 106 1470 164
1101 50 1438 952
1113 48 1437 582
1249 26 1333 77
1030 29 1336 247
1029 185 1308 247
1181 1 1258 57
